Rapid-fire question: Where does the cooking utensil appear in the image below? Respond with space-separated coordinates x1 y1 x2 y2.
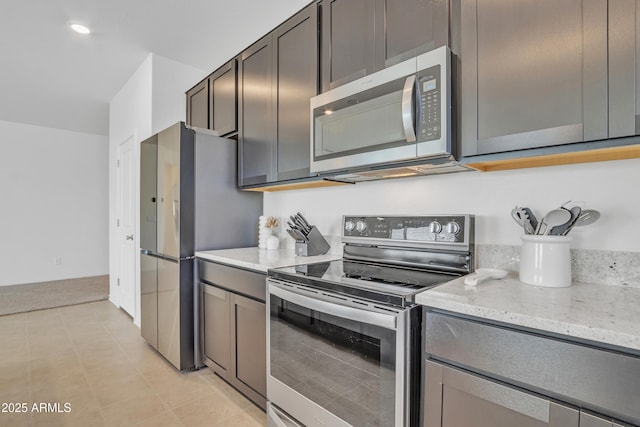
571 209 600 228
288 228 308 242
286 229 301 241
295 215 311 234
464 268 508 286
550 206 581 236
511 206 535 235
536 208 572 235
289 215 308 234
296 212 312 230
521 207 538 231
511 207 526 233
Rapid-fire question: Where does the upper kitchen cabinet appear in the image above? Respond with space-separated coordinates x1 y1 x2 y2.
460 0 610 157
238 3 318 188
320 0 375 91
273 3 318 182
377 0 449 68
208 59 238 136
238 35 274 188
320 0 449 91
186 79 209 129
608 0 640 140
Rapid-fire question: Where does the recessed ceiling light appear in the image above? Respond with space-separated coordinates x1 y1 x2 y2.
70 23 91 35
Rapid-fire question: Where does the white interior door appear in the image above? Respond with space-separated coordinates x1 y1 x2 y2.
117 136 136 317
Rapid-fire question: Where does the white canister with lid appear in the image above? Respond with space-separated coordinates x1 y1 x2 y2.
519 235 572 287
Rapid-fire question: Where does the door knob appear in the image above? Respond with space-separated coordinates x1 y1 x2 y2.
125 235 134 240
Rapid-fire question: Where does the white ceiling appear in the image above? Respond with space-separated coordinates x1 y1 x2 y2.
0 0 309 136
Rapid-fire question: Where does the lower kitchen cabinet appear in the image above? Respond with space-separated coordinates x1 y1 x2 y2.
202 284 231 373
422 310 640 427
233 293 266 398
424 361 579 427
198 259 266 409
580 412 625 427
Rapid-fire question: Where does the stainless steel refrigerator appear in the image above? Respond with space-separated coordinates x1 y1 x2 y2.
140 122 262 371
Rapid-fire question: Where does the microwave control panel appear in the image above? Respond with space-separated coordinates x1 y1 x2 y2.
343 215 471 244
417 65 441 142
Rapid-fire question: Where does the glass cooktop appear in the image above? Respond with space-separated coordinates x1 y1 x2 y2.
268 258 460 307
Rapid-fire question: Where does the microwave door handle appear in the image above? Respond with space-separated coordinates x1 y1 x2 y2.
401 75 417 143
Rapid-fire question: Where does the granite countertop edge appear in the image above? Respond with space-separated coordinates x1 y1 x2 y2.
195 247 341 273
416 276 640 353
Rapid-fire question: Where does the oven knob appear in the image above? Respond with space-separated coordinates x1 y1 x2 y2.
356 220 368 233
446 221 461 234
344 220 356 231
429 221 442 234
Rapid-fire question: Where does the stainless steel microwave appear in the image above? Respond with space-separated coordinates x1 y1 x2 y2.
310 46 470 181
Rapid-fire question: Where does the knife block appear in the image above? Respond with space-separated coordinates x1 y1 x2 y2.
295 226 331 256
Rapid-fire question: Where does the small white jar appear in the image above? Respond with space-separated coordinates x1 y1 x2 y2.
266 234 280 250
520 235 572 288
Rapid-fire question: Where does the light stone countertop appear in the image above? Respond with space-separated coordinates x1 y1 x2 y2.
195 247 342 273
416 276 640 353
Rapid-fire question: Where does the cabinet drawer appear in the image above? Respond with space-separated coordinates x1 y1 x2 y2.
198 259 265 302
424 311 640 425
424 360 579 427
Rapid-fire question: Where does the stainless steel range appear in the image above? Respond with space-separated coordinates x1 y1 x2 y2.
267 215 475 427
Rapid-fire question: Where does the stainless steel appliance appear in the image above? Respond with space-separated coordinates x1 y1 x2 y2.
140 122 262 371
267 215 475 427
310 47 472 182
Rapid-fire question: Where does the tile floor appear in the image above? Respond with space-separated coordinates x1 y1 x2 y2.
0 300 266 427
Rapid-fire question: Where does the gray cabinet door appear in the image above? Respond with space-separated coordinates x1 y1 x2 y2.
320 0 376 91
209 59 237 136
424 360 580 427
238 35 274 187
461 0 608 156
233 294 266 398
321 0 448 91
202 283 231 375
186 79 209 129
580 412 613 427
608 0 640 139
157 258 180 369
273 3 318 181
377 0 449 68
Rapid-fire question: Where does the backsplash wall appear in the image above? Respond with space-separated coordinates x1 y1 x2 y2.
264 158 640 254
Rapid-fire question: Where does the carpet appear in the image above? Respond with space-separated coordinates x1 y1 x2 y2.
0 275 109 316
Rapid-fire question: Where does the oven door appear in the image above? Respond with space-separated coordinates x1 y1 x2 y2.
267 279 410 427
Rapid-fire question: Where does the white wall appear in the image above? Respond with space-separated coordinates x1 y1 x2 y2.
264 158 640 253
108 54 204 324
0 120 108 286
151 55 206 135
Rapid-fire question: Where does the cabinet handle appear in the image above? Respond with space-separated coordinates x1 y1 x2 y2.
402 75 417 143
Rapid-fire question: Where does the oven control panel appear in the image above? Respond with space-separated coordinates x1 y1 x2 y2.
343 215 472 244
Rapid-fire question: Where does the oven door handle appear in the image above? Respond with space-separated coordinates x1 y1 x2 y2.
269 282 397 330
